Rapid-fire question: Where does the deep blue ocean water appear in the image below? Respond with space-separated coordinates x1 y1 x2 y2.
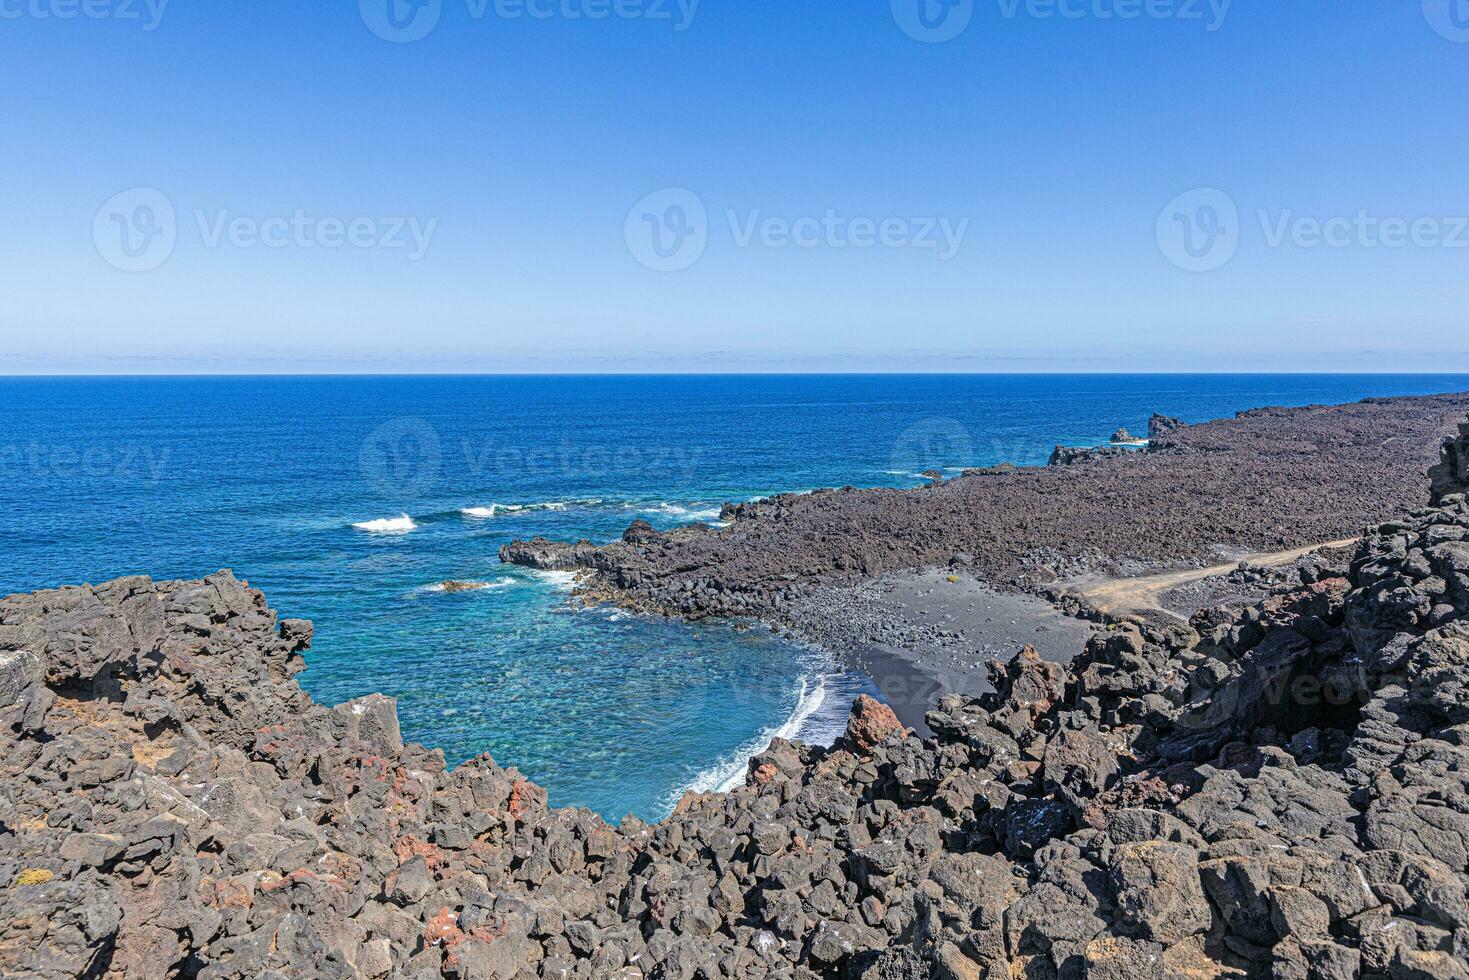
4 373 1467 820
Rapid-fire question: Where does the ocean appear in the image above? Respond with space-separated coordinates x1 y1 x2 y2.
4 373 1466 821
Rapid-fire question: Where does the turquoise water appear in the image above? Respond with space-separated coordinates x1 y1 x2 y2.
3 374 1466 820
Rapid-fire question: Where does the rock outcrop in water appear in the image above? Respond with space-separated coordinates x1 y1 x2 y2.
1148 414 1185 439
7 462 1469 977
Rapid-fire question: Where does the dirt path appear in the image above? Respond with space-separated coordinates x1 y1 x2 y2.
1070 538 1360 616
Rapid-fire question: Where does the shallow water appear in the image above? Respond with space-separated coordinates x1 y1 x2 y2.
3 373 1465 820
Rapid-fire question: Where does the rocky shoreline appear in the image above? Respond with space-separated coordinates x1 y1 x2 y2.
501 392 1469 728
500 393 1469 623
3 417 1469 977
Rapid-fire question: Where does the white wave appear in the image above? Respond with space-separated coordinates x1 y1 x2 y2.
423 577 518 593
461 498 602 519
665 675 834 812
641 502 724 523
531 569 581 591
353 514 417 534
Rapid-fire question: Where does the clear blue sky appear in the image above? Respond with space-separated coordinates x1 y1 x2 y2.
2 1 1467 373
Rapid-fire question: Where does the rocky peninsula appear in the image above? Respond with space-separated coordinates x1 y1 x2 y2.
3 398 1469 978
502 392 1469 726
501 393 1469 618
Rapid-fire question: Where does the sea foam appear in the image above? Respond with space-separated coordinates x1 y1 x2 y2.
353 514 417 534
642 502 724 523
531 569 581 591
423 577 518 593
663 675 835 812
461 499 603 519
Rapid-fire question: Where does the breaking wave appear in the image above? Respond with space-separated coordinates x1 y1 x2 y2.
460 499 603 518
530 569 581 591
640 501 724 522
660 673 836 813
352 515 417 534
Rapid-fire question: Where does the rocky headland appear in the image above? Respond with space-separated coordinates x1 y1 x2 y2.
4 411 1469 978
499 393 1469 627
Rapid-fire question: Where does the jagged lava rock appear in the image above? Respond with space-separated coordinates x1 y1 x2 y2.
5 420 1469 977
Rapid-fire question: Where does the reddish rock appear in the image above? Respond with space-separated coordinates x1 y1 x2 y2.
423 906 461 947
844 695 904 754
393 835 445 873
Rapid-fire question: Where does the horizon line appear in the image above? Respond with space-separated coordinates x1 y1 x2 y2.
5 370 1469 380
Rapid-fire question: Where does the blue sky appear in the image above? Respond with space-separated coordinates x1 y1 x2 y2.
2 1 1467 373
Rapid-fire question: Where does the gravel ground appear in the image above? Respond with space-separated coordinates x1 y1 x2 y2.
783 570 1098 733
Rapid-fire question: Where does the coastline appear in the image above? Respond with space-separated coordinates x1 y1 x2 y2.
9 454 1469 976
779 569 1098 734
528 391 1469 743
506 391 1469 620
4 409 1468 977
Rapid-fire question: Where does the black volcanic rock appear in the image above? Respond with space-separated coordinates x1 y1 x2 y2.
1049 443 1131 466
500 394 1469 616
497 536 600 570
7 419 1469 978
1431 417 1469 503
1149 413 1186 439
